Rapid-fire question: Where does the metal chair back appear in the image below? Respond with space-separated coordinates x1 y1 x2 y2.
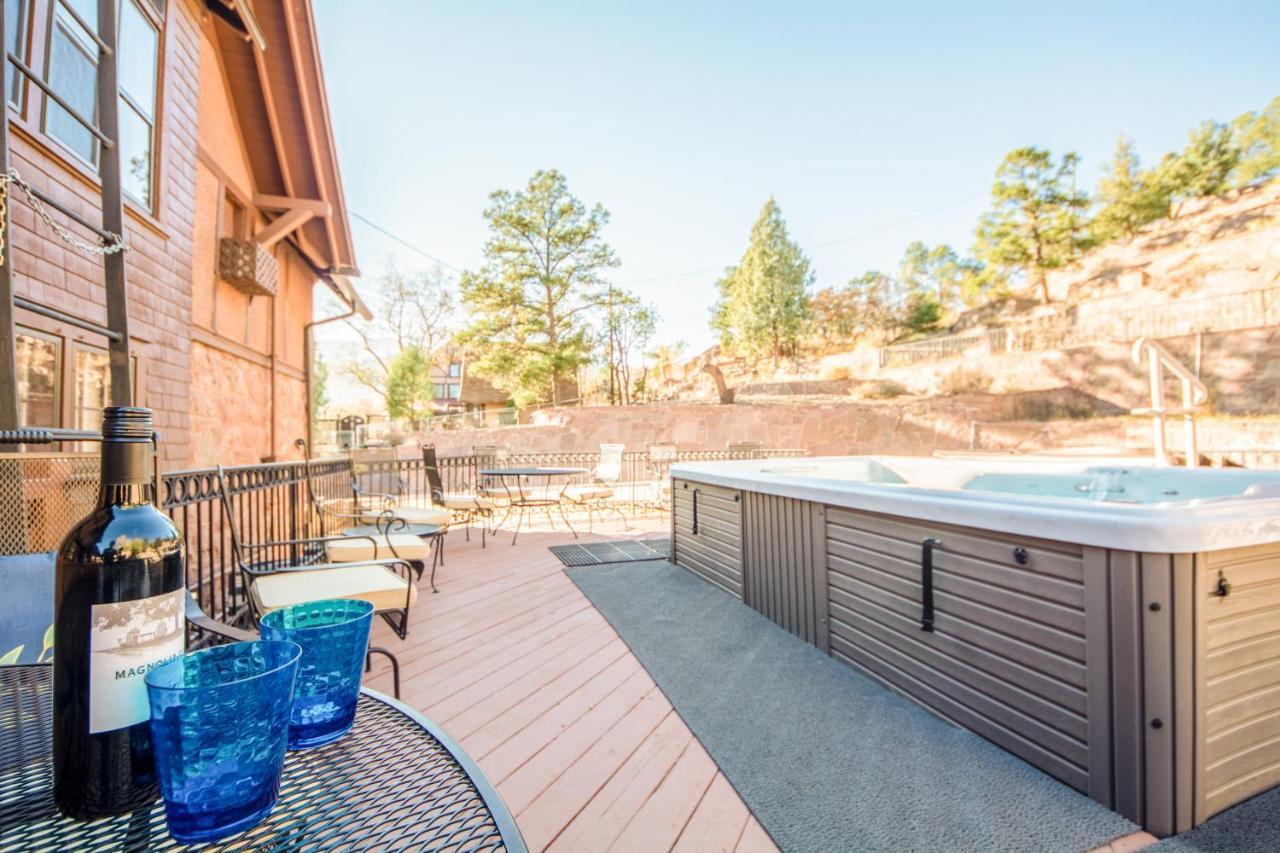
473 446 509 495
421 444 445 503
598 444 625 485
349 446 406 507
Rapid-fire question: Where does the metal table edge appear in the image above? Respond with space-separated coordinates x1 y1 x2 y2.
358 685 529 853
1 665 526 852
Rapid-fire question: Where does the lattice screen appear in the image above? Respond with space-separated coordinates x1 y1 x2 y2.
0 453 100 555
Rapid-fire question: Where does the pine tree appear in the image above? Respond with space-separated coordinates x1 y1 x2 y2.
974 147 1090 303
1232 96 1280 187
710 198 813 362
459 170 618 406
1092 135 1168 242
1154 121 1241 216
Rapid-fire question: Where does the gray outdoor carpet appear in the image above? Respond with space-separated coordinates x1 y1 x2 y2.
566 559 1138 853
1148 786 1280 852
548 539 669 567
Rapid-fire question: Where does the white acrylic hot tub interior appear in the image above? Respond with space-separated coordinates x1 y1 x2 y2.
752 456 1280 504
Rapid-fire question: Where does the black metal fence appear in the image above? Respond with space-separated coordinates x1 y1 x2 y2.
3 447 807 628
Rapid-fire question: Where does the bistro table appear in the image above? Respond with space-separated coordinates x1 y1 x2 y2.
0 665 526 851
480 467 588 545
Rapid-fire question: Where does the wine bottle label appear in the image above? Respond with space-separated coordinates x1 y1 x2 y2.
89 589 185 734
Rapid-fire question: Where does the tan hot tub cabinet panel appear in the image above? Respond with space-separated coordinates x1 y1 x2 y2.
669 482 1280 838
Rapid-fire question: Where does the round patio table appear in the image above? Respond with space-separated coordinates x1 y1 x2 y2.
480 467 588 545
0 665 526 851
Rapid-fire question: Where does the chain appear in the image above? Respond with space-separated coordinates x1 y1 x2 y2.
0 168 129 267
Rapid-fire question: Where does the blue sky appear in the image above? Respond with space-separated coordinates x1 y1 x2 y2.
312 1 1279 352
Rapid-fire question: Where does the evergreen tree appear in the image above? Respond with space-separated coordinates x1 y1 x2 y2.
974 147 1090 303
710 198 813 362
1232 96 1280 187
1092 135 1169 242
459 170 618 406
1154 121 1241 215
897 241 988 311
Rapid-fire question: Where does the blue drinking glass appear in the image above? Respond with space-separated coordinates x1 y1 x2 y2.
259 599 374 749
145 640 301 845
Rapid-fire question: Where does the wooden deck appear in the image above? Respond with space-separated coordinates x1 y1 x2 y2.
363 515 776 853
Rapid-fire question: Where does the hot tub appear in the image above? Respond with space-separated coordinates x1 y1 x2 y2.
669 456 1280 836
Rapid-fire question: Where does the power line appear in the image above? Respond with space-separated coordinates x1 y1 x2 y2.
617 191 986 286
805 192 985 250
352 190 986 286
349 211 463 273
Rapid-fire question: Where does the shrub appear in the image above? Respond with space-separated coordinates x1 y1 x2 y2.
939 366 993 396
822 365 852 382
864 380 909 399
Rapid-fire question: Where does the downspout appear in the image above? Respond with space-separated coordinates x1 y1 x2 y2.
304 295 358 454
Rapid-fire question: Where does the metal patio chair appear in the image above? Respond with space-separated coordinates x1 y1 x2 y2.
217 466 430 637
422 444 493 546
295 439 447 583
347 445 450 529
564 443 629 531
646 442 678 511
185 590 400 699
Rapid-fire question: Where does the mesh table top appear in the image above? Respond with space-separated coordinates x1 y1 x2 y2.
0 665 524 851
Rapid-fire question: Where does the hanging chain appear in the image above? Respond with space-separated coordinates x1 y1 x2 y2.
0 167 129 267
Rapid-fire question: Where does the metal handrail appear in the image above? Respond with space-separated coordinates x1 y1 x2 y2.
1131 337 1209 468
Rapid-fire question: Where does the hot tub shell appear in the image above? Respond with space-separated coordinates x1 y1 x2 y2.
670 458 1280 837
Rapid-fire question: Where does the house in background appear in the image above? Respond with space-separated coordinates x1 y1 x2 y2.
428 350 462 415
2 0 363 466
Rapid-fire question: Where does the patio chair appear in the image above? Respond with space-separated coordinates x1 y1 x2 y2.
473 445 518 503
564 443 629 531
646 442 678 510
217 467 430 637
0 552 54 666
347 445 450 528
422 445 494 546
184 590 401 699
0 552 404 699
295 438 449 572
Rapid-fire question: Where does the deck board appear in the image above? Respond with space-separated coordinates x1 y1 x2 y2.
364 517 776 852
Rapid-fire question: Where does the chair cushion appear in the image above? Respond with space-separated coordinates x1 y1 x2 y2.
441 493 495 510
326 533 434 563
564 485 614 503
0 552 54 665
356 505 451 526
250 564 417 614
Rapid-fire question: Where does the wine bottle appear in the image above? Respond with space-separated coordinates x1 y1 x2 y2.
53 407 185 819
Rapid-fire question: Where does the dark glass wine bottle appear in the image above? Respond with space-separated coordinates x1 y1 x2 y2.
53 407 185 819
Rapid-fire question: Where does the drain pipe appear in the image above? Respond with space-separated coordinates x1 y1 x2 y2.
304 283 363 453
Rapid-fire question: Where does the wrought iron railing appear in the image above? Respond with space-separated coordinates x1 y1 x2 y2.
1 446 806 626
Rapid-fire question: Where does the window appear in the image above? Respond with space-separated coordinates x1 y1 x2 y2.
72 344 111 429
44 0 161 206
16 330 60 427
224 193 247 239
45 0 99 164
117 0 157 206
5 0 29 106
448 362 461 378
447 383 460 400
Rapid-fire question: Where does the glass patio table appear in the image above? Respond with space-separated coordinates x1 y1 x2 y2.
480 467 588 544
0 665 526 851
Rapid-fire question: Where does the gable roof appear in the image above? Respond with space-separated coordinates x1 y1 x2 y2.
206 0 361 303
